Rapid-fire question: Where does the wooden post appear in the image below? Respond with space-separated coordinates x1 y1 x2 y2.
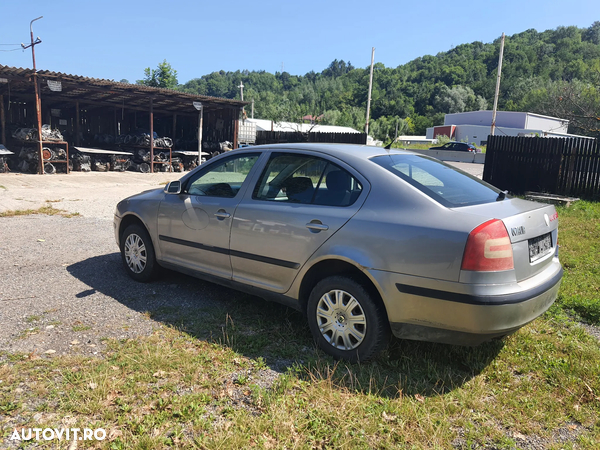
233 108 239 149
33 73 44 174
365 47 375 135
149 98 154 173
0 95 5 145
75 100 80 146
491 33 506 137
172 113 177 140
198 106 203 164
114 107 118 137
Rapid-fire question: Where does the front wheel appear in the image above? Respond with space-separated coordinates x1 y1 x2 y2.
307 276 389 362
120 224 158 282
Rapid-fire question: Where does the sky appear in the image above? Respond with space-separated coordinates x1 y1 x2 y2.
0 0 597 86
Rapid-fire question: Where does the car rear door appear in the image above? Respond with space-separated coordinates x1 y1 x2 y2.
156 152 262 279
229 150 369 292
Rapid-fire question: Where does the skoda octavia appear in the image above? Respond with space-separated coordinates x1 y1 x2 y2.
114 144 562 362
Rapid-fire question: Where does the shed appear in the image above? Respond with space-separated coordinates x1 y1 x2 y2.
0 65 246 173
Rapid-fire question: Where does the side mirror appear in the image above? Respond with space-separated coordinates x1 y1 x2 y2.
165 180 181 194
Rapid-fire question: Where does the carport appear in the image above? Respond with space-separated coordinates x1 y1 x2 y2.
0 64 247 173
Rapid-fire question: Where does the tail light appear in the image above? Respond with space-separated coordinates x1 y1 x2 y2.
461 219 514 271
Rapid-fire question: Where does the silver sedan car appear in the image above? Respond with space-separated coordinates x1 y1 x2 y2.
114 144 562 362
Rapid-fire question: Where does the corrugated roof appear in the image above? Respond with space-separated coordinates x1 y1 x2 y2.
246 119 361 134
0 65 246 115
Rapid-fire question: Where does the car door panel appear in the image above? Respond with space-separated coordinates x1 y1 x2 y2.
230 202 362 291
156 152 263 279
229 151 368 293
157 194 239 279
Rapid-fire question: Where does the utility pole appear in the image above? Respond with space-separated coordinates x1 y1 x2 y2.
21 16 44 174
251 98 254 119
490 32 505 137
238 81 245 118
365 47 375 136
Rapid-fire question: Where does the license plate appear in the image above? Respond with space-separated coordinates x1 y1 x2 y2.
529 233 553 263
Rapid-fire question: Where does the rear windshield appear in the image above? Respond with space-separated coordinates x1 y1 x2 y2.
371 154 501 207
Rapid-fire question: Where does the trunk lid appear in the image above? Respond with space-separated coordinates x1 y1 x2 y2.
455 198 559 281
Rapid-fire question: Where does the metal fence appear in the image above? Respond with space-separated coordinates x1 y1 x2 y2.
255 131 367 146
483 135 600 199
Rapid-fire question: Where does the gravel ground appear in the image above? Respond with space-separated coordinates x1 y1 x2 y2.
0 171 180 220
0 172 280 362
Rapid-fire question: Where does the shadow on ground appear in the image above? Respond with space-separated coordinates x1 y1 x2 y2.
68 253 504 398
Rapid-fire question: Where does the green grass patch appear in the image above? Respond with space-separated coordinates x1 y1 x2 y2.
1 316 599 449
0 203 80 218
555 200 600 324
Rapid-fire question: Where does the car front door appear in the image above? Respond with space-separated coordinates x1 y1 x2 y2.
229 151 368 292
157 152 262 279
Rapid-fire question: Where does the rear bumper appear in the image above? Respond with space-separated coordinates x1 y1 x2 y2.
369 261 562 346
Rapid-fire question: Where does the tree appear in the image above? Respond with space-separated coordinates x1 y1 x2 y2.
434 85 487 114
521 78 600 136
137 60 179 89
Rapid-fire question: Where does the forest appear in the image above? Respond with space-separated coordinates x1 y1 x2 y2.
138 22 600 140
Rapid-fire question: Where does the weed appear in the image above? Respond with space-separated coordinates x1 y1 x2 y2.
0 203 80 218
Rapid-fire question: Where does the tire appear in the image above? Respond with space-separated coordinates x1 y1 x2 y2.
120 224 158 282
307 276 390 362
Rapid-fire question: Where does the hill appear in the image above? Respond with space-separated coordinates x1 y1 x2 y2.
176 23 600 139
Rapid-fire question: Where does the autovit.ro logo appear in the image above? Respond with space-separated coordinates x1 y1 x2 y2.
9 427 106 442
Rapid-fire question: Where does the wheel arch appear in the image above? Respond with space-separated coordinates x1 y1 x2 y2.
119 214 148 244
118 214 162 261
297 258 389 319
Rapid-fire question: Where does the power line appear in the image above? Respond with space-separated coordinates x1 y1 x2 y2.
0 48 21 52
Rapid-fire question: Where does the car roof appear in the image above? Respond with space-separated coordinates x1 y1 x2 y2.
245 142 419 161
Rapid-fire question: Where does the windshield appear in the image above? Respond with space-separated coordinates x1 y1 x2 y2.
371 154 502 207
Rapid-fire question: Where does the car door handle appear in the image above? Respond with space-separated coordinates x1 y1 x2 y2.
306 221 329 232
215 211 231 219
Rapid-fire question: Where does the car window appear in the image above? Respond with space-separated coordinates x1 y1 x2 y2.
371 154 501 207
186 153 260 198
253 153 362 207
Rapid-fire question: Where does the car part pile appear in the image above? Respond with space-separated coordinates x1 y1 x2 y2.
72 153 92 172
69 148 132 173
94 131 173 148
89 154 131 172
0 156 10 173
13 146 68 174
12 125 64 142
0 145 12 173
42 146 67 161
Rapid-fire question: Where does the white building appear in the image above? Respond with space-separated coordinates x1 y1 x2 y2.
245 118 361 135
426 111 588 146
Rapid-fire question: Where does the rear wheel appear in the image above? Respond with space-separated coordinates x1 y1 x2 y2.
307 276 389 362
120 224 158 282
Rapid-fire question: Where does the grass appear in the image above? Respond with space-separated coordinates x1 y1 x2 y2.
0 203 80 218
0 202 598 449
555 201 600 324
